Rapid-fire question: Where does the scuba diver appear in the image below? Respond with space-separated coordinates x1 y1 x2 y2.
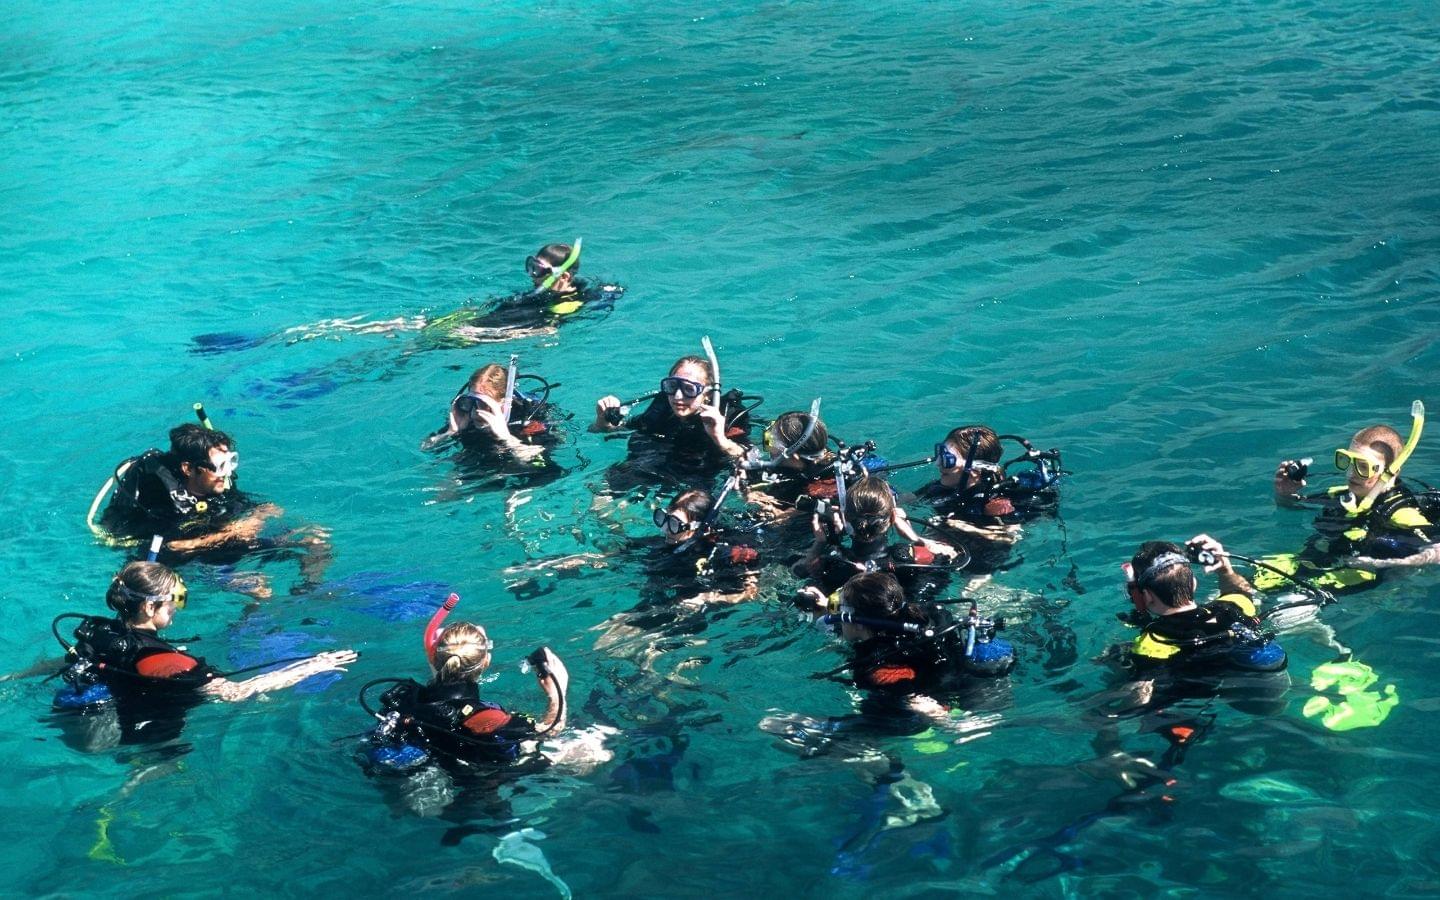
590 341 758 490
91 416 332 596
190 239 624 353
1269 401 1440 589
762 571 1012 760
358 595 572 816
50 561 357 749
740 404 889 525
420 359 565 483
793 475 963 604
742 408 840 523
830 572 1013 698
909 425 1063 572
420 240 624 346
1114 536 1288 714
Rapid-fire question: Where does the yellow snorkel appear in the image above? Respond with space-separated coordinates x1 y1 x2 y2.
1344 400 1424 514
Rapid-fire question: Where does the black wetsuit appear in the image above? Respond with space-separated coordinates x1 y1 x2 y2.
807 537 952 602
420 279 624 347
1255 481 1440 594
54 616 217 745
608 391 753 491
427 390 566 485
373 679 542 766
99 450 256 558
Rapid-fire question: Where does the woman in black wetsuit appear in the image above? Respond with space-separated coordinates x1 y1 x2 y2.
51 561 356 749
794 476 962 604
590 354 753 490
421 362 562 472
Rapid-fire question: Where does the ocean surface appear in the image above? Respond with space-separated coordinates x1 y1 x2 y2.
3 0 1439 895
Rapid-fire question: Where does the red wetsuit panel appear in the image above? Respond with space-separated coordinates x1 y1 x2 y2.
463 707 515 735
134 651 201 678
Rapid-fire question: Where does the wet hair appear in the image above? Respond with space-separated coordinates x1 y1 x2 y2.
1350 425 1404 470
944 426 1002 464
772 411 829 458
1129 541 1195 608
169 424 234 468
465 364 509 402
842 572 927 625
846 476 895 542
668 489 713 522
431 622 493 685
668 356 713 384
535 243 579 276
106 561 182 621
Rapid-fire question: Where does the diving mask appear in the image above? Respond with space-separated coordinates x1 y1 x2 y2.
1335 448 1384 480
197 450 239 479
653 508 695 536
660 376 708 400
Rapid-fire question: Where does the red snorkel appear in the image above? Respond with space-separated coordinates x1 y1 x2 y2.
424 593 460 665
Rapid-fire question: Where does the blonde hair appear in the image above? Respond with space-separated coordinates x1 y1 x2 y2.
466 364 509 402
431 622 493 684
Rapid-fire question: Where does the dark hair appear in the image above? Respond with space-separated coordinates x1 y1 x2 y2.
846 477 895 542
106 561 182 620
169 424 234 467
842 572 927 625
669 356 713 383
773 411 828 457
944 426 1001 464
668 489 713 521
1129 541 1194 608
535 243 579 276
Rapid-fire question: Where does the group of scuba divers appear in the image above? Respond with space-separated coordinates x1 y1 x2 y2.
50 239 1440 817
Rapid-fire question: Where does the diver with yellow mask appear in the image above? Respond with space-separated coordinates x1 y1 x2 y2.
1268 401 1440 589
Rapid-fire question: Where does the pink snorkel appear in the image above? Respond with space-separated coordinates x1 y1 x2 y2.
424 593 460 665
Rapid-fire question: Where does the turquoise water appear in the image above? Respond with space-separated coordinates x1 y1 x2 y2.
4 0 1440 893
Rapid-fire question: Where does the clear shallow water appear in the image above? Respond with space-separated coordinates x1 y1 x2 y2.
3 0 1439 895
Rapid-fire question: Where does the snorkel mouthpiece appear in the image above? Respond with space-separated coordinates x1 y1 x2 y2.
501 354 519 422
424 593 460 666
536 238 582 292
701 335 722 411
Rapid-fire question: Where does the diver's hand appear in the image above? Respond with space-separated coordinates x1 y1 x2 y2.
695 406 744 458
919 538 957 561
1274 460 1306 505
307 649 359 671
1186 534 1231 574
793 586 828 614
593 396 622 432
537 648 569 696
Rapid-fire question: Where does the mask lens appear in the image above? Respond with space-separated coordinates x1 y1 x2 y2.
652 508 668 529
763 429 775 452
525 256 550 279
661 377 705 400
173 581 188 610
934 443 958 469
1336 449 1379 479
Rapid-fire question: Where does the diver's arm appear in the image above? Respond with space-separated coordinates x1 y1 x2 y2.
894 507 959 559
533 648 569 731
1351 544 1440 569
165 504 283 554
202 650 357 702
